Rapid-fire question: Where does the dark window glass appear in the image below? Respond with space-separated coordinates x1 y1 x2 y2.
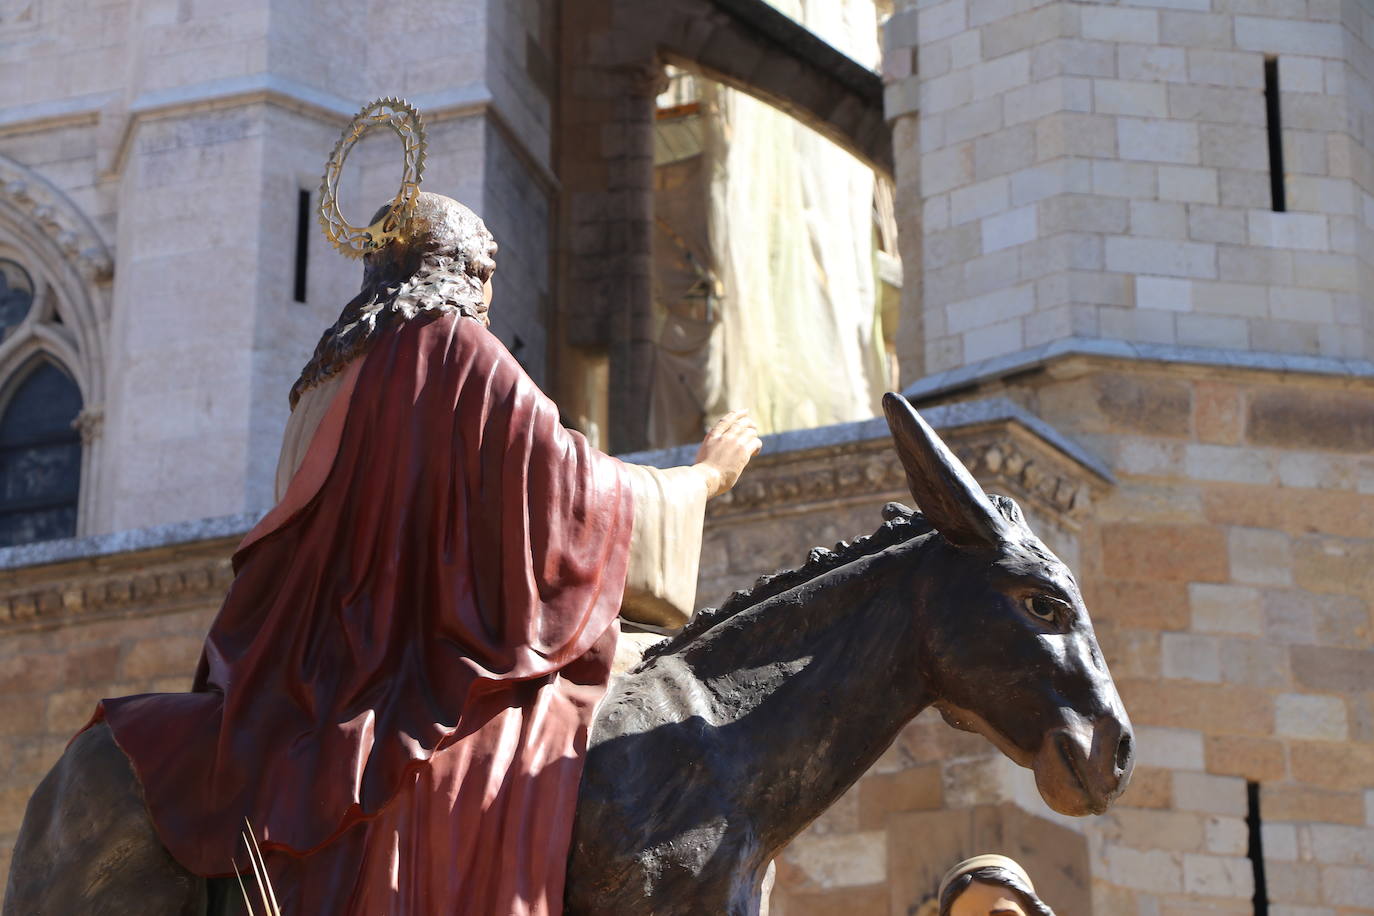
0 361 82 546
0 260 34 341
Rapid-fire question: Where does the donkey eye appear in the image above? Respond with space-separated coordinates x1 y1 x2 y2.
1023 594 1063 622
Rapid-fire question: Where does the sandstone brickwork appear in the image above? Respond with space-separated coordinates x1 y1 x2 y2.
738 364 1374 916
863 0 1374 904
0 532 236 883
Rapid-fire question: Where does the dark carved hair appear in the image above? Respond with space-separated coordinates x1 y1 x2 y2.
290 193 498 408
643 492 1028 665
938 866 1056 916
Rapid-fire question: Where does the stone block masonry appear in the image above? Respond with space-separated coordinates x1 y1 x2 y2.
884 0 1374 379
0 1 1370 913
1027 360 1374 916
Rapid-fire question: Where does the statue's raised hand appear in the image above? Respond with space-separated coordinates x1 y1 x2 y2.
693 408 762 498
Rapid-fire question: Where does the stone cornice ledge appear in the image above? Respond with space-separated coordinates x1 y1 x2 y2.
903 337 1374 404
111 75 496 177
0 91 118 136
619 397 1114 526
0 512 259 572
619 396 1114 483
0 513 262 631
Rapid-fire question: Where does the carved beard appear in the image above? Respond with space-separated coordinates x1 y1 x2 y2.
289 251 491 410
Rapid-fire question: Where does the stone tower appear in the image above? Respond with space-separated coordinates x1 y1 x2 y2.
883 0 1373 384
840 2 1374 913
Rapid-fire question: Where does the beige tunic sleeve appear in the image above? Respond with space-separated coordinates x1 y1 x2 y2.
274 371 351 502
619 463 709 630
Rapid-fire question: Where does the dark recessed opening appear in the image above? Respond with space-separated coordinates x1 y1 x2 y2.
293 189 311 303
1247 780 1269 916
1264 57 1286 213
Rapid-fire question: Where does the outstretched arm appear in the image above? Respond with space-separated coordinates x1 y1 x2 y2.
690 409 763 499
620 409 762 630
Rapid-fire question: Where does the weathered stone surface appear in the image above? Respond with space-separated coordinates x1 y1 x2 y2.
1094 374 1194 436
1248 390 1374 453
1202 486 1372 539
1288 742 1374 791
1122 766 1175 810
1276 693 1350 742
1118 680 1274 736
1100 807 1205 853
1100 523 1230 583
1263 786 1367 827
1291 647 1374 693
776 831 887 892
1204 735 1286 782
1191 381 1244 444
857 765 942 829
1090 579 1192 631
768 884 890 916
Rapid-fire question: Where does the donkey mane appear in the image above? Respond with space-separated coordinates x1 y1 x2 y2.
642 492 1029 665
642 502 935 663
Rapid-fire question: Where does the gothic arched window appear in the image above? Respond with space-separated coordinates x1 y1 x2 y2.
0 155 111 544
0 259 35 340
0 358 83 546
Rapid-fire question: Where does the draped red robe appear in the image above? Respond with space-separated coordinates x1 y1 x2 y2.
90 311 634 915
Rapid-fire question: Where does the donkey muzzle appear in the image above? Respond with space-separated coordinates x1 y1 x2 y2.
1033 714 1134 816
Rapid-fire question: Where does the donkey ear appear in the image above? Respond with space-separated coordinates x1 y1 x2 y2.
882 392 1010 550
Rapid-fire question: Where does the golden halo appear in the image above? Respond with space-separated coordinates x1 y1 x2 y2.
318 97 427 259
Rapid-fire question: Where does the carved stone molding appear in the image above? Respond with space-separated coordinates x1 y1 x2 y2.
949 423 1097 524
72 406 103 445
707 414 1109 530
614 62 672 99
0 154 114 282
0 536 237 633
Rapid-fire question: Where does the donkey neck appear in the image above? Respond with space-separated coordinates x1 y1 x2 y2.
665 533 940 850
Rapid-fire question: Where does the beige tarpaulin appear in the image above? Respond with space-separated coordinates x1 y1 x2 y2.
647 0 889 448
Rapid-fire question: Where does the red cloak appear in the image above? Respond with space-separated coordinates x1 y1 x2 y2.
92 311 634 915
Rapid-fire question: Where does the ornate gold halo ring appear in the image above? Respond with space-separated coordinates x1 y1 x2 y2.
318 97 428 259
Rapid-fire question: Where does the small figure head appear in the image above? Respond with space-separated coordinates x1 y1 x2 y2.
362 191 499 322
291 193 499 407
883 393 1134 816
935 856 1055 916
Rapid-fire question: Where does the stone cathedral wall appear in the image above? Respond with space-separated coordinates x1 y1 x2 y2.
0 0 1372 912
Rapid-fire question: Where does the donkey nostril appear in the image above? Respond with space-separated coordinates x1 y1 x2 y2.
1115 731 1134 775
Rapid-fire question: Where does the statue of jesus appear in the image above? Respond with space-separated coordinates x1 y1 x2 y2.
89 191 760 915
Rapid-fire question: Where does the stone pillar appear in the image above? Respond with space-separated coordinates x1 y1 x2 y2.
882 6 924 385
558 0 661 453
104 103 275 532
608 64 664 455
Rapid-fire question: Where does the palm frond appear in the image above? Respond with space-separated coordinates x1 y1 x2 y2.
232 819 282 916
